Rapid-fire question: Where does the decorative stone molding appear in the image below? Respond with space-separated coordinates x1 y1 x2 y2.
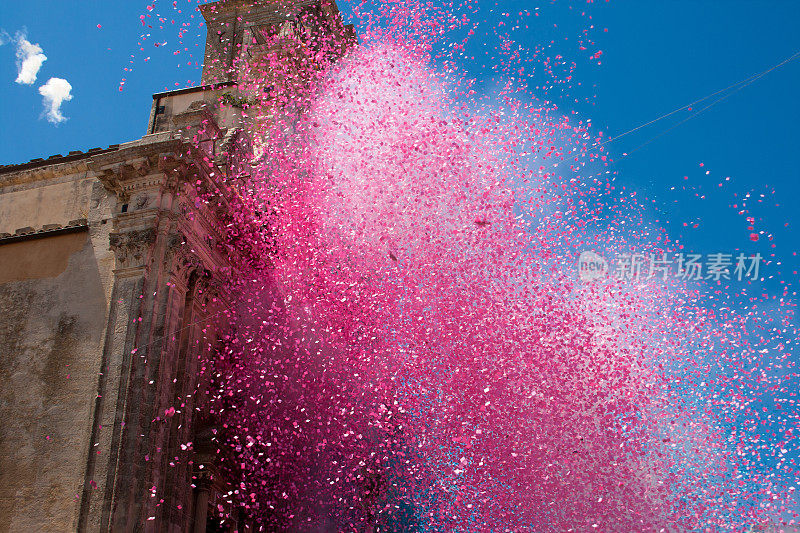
89 140 188 203
166 231 217 293
132 193 151 211
197 276 227 309
173 253 205 289
91 158 155 203
108 228 157 270
164 231 188 267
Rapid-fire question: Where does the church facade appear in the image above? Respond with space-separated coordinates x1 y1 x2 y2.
0 1 354 531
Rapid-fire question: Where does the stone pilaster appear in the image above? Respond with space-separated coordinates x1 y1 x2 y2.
77 140 229 532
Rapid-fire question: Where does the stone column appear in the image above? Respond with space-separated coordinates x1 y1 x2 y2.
149 247 211 531
192 478 211 533
78 225 158 533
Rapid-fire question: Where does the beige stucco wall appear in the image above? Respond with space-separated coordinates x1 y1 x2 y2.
0 174 116 532
0 174 94 235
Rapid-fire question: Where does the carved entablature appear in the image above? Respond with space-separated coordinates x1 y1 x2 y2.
89 139 189 203
165 231 187 264
95 168 129 203
159 156 194 196
92 156 155 204
131 192 151 211
109 228 157 271
177 193 226 245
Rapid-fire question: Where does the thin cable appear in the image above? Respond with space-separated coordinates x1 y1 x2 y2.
623 50 800 157
129 302 233 356
593 49 800 151
624 77 762 156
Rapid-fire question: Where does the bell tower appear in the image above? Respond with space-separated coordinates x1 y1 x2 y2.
199 0 356 86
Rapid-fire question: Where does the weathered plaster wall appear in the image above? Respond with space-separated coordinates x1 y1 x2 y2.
0 174 94 235
0 175 115 532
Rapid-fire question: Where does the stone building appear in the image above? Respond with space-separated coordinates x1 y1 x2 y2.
0 1 355 531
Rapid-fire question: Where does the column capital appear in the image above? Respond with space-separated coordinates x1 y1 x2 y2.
108 228 157 271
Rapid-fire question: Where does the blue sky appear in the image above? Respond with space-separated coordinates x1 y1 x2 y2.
572 1 800 284
0 0 209 163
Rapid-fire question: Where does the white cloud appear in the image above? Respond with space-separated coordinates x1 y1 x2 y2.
14 31 47 85
38 77 72 124
0 30 10 46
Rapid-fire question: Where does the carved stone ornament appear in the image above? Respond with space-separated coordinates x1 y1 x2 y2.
109 228 157 269
133 194 151 211
166 233 208 287
197 276 225 308
174 254 205 288
165 231 188 268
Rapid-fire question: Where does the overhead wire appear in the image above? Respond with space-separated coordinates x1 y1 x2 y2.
591 50 800 155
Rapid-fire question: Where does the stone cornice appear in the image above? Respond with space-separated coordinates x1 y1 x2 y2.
0 137 188 200
0 168 96 195
0 146 119 181
151 81 237 101
0 221 88 244
89 140 191 202
0 160 96 191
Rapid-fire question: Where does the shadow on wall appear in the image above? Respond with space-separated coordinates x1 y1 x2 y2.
0 230 89 283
